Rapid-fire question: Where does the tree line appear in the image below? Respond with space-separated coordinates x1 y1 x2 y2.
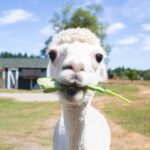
108 67 150 80
0 51 40 58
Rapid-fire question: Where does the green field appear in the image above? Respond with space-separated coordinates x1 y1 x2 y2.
0 99 60 150
102 82 150 137
0 81 150 150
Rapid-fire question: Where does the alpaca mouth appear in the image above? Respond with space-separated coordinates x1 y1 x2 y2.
66 85 83 96
59 82 85 99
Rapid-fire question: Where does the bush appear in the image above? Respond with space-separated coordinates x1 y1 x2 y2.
143 70 150 80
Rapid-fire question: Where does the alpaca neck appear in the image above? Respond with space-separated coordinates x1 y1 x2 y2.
63 103 90 150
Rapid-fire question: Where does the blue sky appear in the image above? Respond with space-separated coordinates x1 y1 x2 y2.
0 0 150 70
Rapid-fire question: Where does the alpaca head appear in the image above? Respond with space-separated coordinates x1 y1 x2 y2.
47 28 107 105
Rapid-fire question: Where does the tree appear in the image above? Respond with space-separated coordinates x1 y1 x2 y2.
126 69 140 81
108 67 143 80
108 69 115 79
143 70 150 80
41 3 111 56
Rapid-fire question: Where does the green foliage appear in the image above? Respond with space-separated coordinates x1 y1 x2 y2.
66 8 99 34
143 70 150 80
0 51 40 58
108 67 142 80
41 3 111 56
108 69 115 79
126 69 140 80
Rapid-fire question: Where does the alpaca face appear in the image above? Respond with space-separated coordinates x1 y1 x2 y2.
47 42 107 104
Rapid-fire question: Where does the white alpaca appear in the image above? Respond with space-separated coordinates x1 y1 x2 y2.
47 28 111 150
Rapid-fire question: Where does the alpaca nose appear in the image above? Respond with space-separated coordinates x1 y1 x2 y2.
62 62 85 73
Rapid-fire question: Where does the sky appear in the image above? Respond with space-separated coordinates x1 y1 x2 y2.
0 0 150 70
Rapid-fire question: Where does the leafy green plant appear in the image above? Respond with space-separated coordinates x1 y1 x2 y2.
37 78 130 103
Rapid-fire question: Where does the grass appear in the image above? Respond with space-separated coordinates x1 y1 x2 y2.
0 98 60 150
103 100 150 137
100 83 139 93
0 80 150 149
0 137 15 150
101 82 150 137
95 83 139 98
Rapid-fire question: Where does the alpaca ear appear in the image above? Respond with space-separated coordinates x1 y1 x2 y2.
98 62 108 83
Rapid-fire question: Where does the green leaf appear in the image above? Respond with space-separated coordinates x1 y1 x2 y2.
37 77 130 103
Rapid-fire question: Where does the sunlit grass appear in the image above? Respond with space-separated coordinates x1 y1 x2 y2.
0 81 150 149
96 83 139 98
0 98 60 150
103 94 150 137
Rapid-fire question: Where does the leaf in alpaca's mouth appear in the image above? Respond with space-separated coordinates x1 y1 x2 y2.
37 77 130 103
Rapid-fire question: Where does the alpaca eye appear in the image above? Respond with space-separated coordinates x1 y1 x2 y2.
48 50 57 62
95 54 103 63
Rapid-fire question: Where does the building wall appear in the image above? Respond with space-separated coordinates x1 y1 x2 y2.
4 68 8 88
0 68 3 88
3 68 47 90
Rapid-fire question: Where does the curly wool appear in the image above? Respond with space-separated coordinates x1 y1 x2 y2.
49 28 100 46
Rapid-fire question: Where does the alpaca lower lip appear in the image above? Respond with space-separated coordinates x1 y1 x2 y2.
67 87 77 96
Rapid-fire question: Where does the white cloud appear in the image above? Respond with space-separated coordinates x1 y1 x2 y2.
40 25 55 36
142 37 150 51
117 37 139 45
0 9 37 25
122 0 150 21
107 22 126 35
142 23 150 31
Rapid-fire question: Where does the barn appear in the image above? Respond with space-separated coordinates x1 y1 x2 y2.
0 58 48 89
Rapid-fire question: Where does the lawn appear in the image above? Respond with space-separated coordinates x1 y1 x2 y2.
100 82 150 137
103 99 150 136
0 98 61 150
0 81 150 150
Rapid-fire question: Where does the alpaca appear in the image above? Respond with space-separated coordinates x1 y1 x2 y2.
47 28 111 150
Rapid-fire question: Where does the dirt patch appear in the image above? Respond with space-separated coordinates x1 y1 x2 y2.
10 137 47 150
137 85 150 98
0 93 58 102
109 119 150 150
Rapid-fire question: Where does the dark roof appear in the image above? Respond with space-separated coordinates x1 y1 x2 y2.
0 58 49 68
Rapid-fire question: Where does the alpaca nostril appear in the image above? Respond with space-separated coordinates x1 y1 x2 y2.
80 68 84 71
62 65 73 70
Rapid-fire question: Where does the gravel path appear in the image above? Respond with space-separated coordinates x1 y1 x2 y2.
0 93 58 102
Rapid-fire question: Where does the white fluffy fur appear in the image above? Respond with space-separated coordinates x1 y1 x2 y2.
47 28 111 150
49 28 100 46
